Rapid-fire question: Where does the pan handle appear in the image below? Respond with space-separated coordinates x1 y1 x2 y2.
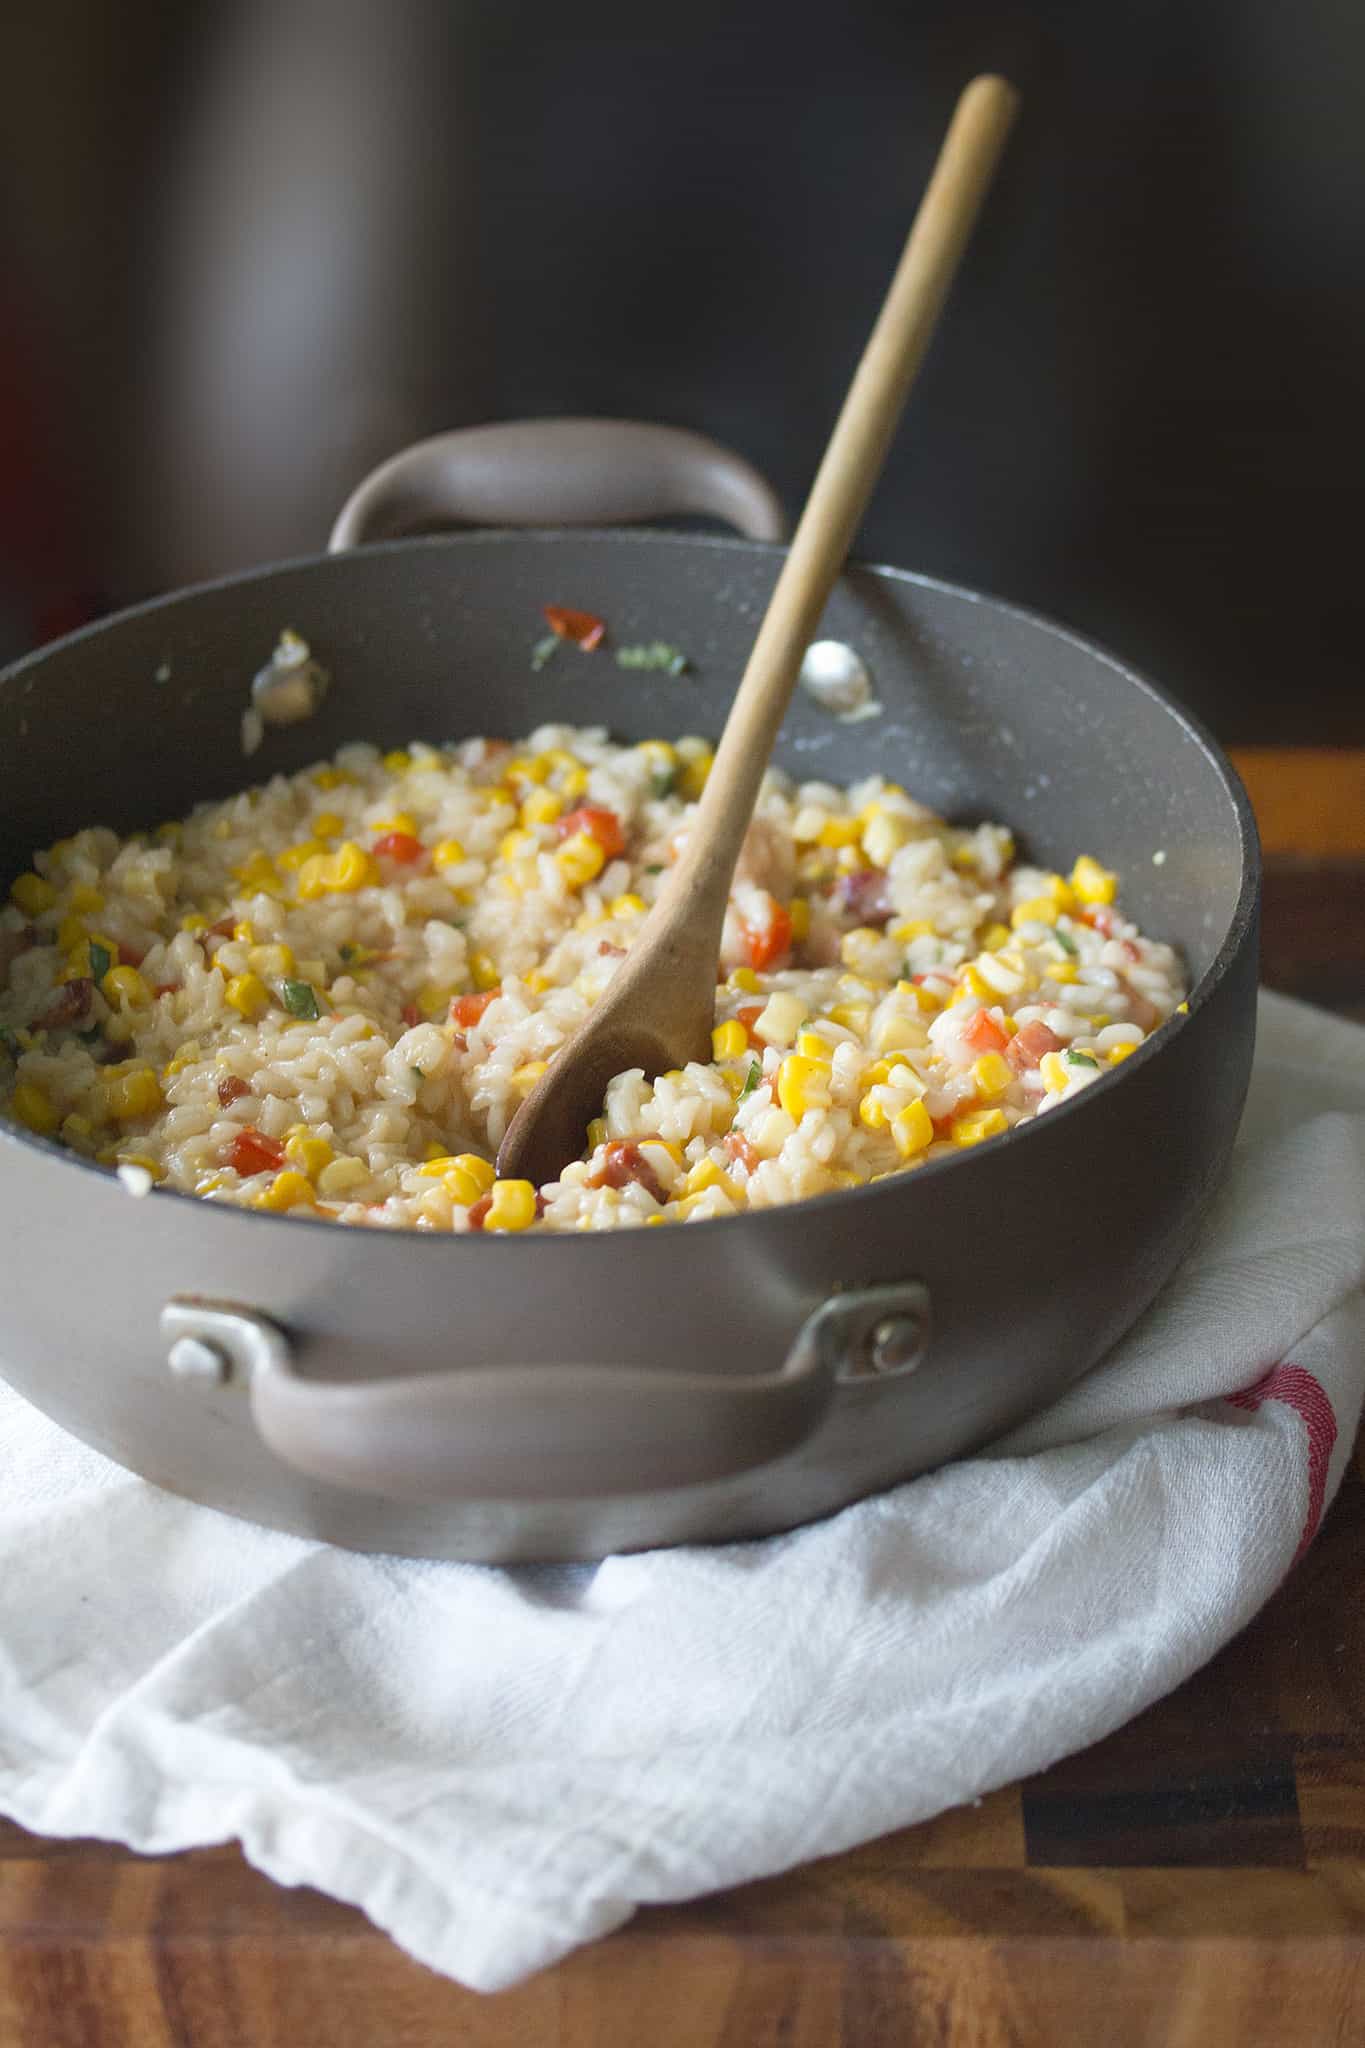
159 1284 929 1503
327 417 788 552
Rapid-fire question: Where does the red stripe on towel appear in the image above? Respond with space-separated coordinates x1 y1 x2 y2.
1228 1364 1338 1561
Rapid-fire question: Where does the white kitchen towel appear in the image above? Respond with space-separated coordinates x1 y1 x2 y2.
1 987 1363 1994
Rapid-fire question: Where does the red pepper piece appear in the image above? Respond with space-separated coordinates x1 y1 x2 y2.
217 1074 251 1108
543 604 606 651
467 1192 493 1231
740 900 793 972
451 988 499 1029
555 806 626 859
585 1141 666 1205
400 1002 422 1029
228 1128 285 1177
373 831 425 864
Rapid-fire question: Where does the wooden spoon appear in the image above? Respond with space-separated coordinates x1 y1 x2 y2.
498 74 1019 1188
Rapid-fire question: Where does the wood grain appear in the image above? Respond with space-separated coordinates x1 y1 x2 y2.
1 751 1362 2045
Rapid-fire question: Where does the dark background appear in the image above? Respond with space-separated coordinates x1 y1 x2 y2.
2 0 1361 740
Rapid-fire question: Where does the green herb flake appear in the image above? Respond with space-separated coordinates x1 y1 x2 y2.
739 1059 763 1099
1064 1049 1099 1070
88 941 112 985
281 978 321 1021
1054 927 1078 956
649 768 677 800
615 642 689 675
645 863 665 876
410 1065 427 1084
531 634 561 672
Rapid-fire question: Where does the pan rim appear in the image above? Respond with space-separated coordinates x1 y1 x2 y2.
0 530 1261 1247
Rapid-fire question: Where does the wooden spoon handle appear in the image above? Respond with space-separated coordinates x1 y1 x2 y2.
669 73 1019 933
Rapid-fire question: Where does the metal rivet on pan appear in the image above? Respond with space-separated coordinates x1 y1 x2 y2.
866 1313 927 1376
167 1334 231 1385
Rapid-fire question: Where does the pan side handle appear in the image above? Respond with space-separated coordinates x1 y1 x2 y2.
327 417 788 551
159 1285 929 1504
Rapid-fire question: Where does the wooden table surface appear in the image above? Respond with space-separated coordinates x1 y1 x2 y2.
4 748 1363 2048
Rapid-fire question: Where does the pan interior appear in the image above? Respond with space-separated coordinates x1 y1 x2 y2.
0 532 1252 984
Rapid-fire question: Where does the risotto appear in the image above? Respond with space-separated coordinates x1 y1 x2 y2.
0 724 1185 1232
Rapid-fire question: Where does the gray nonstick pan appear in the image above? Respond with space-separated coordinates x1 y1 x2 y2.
0 421 1259 1561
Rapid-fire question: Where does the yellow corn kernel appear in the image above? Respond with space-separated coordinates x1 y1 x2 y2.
561 767 590 800
1107 1041 1138 1064
754 991 807 1046
470 951 499 991
1176 1000 1189 1014
431 838 467 871
520 789 564 828
317 1155 369 1197
278 838 325 873
829 1001 871 1033
1039 1051 1069 1093
812 815 857 849
1042 872 1078 912
1071 854 1117 906
728 966 761 994
862 810 913 866
332 841 379 892
55 913 86 952
950 1107 1009 1147
295 852 333 898
786 896 811 943
498 829 536 863
1012 897 1059 929
712 1020 748 1060
372 811 417 838
636 739 678 771
511 1060 548 1091
586 1117 608 1150
230 919 254 944
311 811 345 838
11 1081 59 1134
195 1172 226 1195
858 1092 888 1131
381 749 412 773
1049 960 1080 985
610 892 646 918
234 851 282 893
522 969 552 995
101 1068 162 1121
682 1158 741 1204
248 943 296 979
180 912 208 933
890 919 934 943
11 872 55 916
253 1169 316 1212
555 831 606 889
161 1039 203 1079
794 1028 830 1060
66 883 104 915
979 922 1012 952
102 965 150 1009
1086 1014 1111 1031
961 966 993 1001
971 1052 1013 1099
679 749 714 801
311 766 352 790
224 972 269 1018
891 1098 934 1159
776 1054 831 1119
485 1178 537 1231
284 1130 333 1179
415 981 456 1021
